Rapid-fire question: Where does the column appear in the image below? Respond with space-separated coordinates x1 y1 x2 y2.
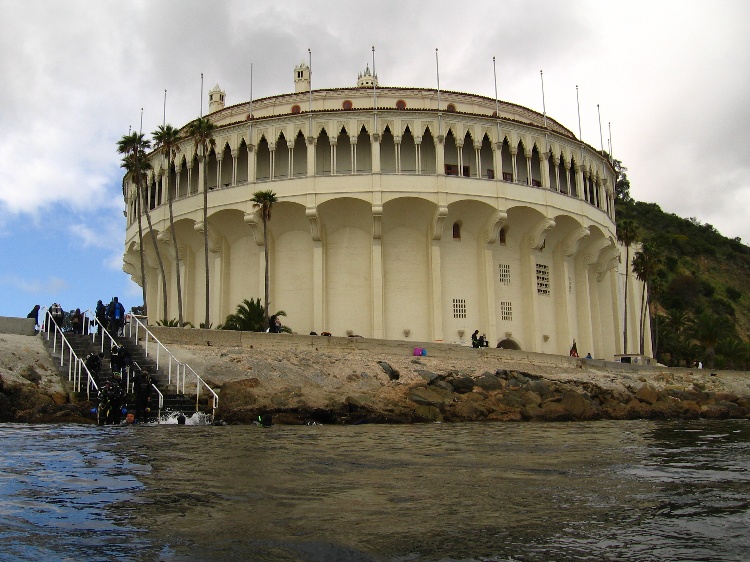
330 139 337 175
247 143 256 183
372 206 384 338
395 136 401 173
475 145 482 178
307 136 316 176
371 133 381 173
541 152 550 189
415 137 422 174
231 148 239 186
269 143 275 181
215 153 223 189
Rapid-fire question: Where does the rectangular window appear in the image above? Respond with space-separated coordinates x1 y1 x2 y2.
498 263 511 285
445 164 459 176
487 169 495 179
501 301 512 321
503 172 513 182
453 298 466 319
536 263 550 295
462 166 470 177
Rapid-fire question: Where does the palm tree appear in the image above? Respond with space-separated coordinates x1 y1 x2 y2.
118 132 166 318
251 189 278 330
617 219 639 354
120 153 169 323
632 241 661 356
185 117 216 329
220 298 288 332
152 124 184 327
688 312 727 369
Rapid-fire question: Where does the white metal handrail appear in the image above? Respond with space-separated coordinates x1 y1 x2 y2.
126 315 218 417
42 309 99 399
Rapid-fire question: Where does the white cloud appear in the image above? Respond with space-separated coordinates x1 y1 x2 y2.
0 274 68 295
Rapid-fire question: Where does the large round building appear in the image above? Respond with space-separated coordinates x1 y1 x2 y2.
123 63 650 359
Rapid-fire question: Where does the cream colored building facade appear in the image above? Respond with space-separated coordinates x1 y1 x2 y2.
123 64 651 359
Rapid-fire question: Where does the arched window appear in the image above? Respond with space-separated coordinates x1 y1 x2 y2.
452 222 461 240
342 100 353 110
396 99 406 110
291 105 301 114
446 103 456 112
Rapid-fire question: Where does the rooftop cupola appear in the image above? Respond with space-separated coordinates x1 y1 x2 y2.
208 84 225 113
294 62 311 93
357 64 378 88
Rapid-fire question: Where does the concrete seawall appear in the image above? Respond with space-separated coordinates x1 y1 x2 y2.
0 317 36 336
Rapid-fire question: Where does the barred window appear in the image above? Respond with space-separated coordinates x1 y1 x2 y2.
501 301 512 321
499 263 511 285
536 263 550 295
453 298 466 319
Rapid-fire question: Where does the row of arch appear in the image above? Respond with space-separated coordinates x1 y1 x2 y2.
125 193 639 358
132 124 613 225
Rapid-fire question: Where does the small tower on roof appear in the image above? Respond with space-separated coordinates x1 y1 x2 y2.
357 64 378 88
208 84 225 113
294 62 311 93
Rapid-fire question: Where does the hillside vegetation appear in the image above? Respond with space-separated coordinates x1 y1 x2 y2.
614 161 750 369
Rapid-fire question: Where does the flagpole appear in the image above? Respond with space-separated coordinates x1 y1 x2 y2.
372 46 377 133
540 70 548 159
436 48 441 137
608 121 613 160
163 89 167 127
597 103 604 153
493 56 500 158
308 49 312 140
200 73 204 117
249 62 253 151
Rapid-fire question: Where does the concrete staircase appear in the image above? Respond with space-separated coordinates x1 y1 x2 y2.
41 331 203 420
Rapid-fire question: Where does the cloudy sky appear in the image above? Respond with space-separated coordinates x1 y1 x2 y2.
1 0 748 319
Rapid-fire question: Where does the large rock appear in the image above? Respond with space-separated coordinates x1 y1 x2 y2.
407 386 454 408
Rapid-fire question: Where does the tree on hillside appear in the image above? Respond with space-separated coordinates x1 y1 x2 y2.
617 219 639 354
152 124 184 327
613 159 632 204
251 189 278 330
185 117 216 329
632 241 662 356
688 312 728 369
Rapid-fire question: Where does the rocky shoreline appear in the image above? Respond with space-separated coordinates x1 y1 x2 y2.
2 332 750 425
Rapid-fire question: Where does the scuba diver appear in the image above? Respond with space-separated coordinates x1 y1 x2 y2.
84 352 103 386
97 377 125 425
133 367 153 423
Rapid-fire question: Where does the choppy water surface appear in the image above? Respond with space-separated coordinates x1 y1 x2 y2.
1 420 749 561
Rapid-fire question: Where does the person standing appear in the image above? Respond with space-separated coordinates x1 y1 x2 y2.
49 303 64 332
109 297 126 336
95 300 106 337
27 305 40 332
71 308 83 334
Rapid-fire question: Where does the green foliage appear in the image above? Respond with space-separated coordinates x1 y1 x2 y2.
726 286 742 302
615 165 750 367
156 318 194 328
220 298 290 333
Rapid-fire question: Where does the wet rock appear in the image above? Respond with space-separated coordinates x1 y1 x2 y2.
635 383 659 405
408 386 454 408
0 392 13 422
448 400 489 421
474 372 503 391
377 361 400 381
416 370 439 383
447 375 475 394
413 404 442 422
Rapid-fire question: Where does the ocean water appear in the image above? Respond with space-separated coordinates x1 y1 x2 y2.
1 419 749 561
